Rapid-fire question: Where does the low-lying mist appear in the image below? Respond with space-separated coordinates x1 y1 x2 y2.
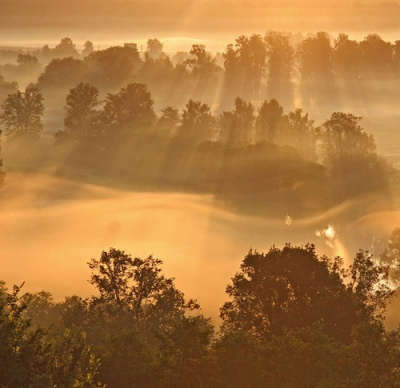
1 170 398 319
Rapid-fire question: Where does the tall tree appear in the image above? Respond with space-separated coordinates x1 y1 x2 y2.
37 57 85 93
380 228 400 284
0 84 44 140
319 112 375 165
255 98 287 143
318 112 388 199
53 37 80 58
297 32 335 104
101 83 156 132
264 31 295 103
0 283 101 386
82 41 94 57
157 105 180 135
220 244 391 343
219 97 254 144
223 34 267 100
287 108 317 160
58 82 100 142
359 34 394 79
184 44 221 98
145 38 165 60
179 99 215 143
333 33 361 80
88 248 199 326
84 45 141 90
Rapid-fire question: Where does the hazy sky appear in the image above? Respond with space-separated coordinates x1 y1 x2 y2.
1 0 399 51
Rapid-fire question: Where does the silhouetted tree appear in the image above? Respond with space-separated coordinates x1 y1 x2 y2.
157 105 180 135
37 57 85 94
146 38 165 60
318 112 388 199
184 44 221 99
298 32 335 104
101 83 156 132
359 34 394 79
0 283 101 386
88 248 199 325
264 31 295 103
219 97 254 143
349 249 393 319
84 45 141 90
287 108 317 160
333 33 361 80
220 245 369 342
53 37 80 58
82 41 94 57
319 112 375 164
255 98 287 143
380 228 400 284
56 82 100 143
0 84 44 140
0 74 18 104
179 99 215 143
223 34 267 100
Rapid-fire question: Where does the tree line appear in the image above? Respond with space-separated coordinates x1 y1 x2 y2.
2 238 400 387
2 32 400 108
0 80 394 216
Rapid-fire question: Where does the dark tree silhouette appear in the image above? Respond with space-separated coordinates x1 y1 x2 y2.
223 34 267 100
179 99 215 143
0 84 44 140
101 83 156 132
219 97 254 144
53 37 80 58
58 82 100 142
82 41 94 57
264 31 295 103
220 244 384 342
380 228 400 284
255 98 287 143
88 248 199 325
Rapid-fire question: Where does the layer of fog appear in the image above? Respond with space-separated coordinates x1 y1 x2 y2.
1 171 399 319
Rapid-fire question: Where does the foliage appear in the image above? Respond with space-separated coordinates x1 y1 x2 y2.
82 41 94 57
38 57 85 92
57 82 100 142
84 45 141 90
0 283 101 387
179 99 216 143
255 98 287 142
0 84 44 140
101 83 156 132
318 112 389 200
220 244 363 342
53 37 80 58
219 97 254 144
217 142 329 216
380 228 400 284
348 249 393 319
223 34 267 99
157 106 180 134
88 248 199 326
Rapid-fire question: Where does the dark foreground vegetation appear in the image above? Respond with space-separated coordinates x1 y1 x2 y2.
2 240 400 387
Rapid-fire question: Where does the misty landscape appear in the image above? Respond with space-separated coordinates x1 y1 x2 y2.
1 0 400 386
